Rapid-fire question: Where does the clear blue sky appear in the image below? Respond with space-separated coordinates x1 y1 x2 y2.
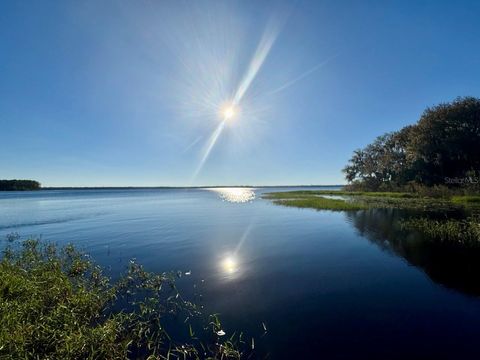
1 0 479 187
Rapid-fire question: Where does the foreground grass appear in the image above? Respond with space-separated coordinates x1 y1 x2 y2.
0 239 246 359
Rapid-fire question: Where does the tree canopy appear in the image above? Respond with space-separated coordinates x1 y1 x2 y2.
343 97 480 191
0 180 41 191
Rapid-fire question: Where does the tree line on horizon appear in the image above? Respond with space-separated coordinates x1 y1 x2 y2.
343 97 480 192
0 180 41 191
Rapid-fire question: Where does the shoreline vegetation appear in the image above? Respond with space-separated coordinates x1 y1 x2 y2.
342 97 480 194
263 190 480 245
265 97 480 246
263 190 480 211
0 238 247 359
0 180 40 191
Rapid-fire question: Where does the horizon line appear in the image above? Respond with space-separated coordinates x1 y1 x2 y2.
40 184 345 190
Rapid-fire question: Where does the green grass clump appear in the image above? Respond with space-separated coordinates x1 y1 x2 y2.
0 239 246 359
451 195 480 204
269 197 367 211
400 217 480 245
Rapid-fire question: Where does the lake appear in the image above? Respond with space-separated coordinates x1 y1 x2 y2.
1 187 480 359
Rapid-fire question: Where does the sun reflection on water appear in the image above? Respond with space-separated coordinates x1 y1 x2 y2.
222 256 238 274
209 187 255 203
218 254 242 280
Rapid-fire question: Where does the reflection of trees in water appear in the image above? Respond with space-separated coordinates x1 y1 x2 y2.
345 208 480 297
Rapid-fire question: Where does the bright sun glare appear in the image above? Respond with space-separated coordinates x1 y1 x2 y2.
221 256 238 274
221 104 237 121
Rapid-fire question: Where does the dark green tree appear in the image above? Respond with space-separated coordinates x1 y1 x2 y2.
343 126 414 190
344 97 480 190
0 180 41 191
408 97 480 185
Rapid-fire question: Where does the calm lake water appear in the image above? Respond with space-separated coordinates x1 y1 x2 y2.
2 188 480 359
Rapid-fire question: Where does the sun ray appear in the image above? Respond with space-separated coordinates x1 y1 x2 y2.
232 21 281 105
182 135 204 153
191 121 226 182
267 55 337 96
190 19 285 180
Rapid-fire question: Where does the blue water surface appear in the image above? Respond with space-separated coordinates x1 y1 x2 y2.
1 187 479 359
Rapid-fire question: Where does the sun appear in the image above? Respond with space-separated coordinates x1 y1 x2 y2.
220 103 238 121
224 106 235 119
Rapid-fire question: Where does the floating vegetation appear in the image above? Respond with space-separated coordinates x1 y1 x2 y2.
400 217 480 246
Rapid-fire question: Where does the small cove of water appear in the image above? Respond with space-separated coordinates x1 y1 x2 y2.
1 187 480 359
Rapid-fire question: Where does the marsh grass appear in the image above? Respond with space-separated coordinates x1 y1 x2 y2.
400 217 480 245
265 190 480 247
356 196 458 211
269 197 367 211
451 195 480 204
263 190 475 212
0 239 246 359
263 191 446 212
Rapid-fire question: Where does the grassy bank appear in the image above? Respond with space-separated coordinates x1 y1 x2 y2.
0 239 246 359
267 196 367 211
263 190 480 212
263 190 448 211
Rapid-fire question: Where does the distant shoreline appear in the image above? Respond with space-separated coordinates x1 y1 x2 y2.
39 185 344 190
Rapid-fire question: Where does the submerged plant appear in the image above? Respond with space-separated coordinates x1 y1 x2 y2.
0 239 247 359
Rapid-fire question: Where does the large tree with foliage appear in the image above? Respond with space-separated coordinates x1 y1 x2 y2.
343 126 414 190
344 97 480 190
407 97 480 185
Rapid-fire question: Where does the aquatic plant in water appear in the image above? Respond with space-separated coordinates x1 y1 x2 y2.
400 216 480 246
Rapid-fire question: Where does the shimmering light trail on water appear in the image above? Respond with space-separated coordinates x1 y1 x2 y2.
208 187 256 203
